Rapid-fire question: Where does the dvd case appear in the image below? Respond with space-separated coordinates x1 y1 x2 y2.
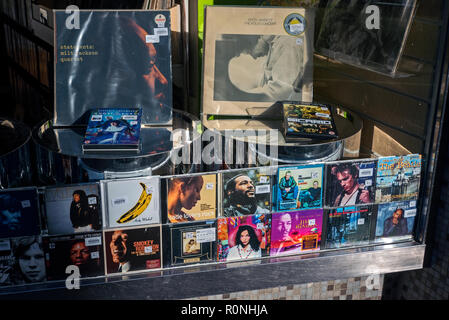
43 232 104 280
375 200 416 242
282 102 338 141
101 176 161 228
0 187 41 239
163 220 216 267
166 173 217 223
221 168 272 217
270 209 322 256
325 160 377 208
82 108 142 152
375 154 421 203
217 214 271 262
104 225 161 275
324 205 376 249
54 10 173 126
43 183 102 236
276 164 323 211
202 6 314 130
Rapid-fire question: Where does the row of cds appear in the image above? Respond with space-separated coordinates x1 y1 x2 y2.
0 154 421 287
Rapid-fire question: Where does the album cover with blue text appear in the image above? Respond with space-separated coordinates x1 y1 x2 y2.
375 200 416 243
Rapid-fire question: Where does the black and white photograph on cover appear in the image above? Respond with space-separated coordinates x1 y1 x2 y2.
315 0 417 75
213 34 305 102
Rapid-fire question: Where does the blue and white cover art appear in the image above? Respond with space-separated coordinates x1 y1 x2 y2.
83 108 142 150
375 200 416 242
0 188 40 238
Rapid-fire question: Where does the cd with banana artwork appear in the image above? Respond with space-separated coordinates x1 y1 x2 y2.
101 177 160 228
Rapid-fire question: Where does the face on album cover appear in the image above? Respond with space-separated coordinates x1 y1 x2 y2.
166 174 217 223
270 210 322 256
43 232 104 280
0 188 40 238
217 214 271 262
0 236 47 286
222 169 271 217
276 164 323 212
55 10 172 126
44 183 102 236
324 205 375 249
104 226 161 275
103 177 160 228
163 221 216 267
375 154 421 203
375 200 416 241
325 161 376 208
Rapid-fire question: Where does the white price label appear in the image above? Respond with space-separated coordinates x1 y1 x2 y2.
144 246 153 253
359 168 373 178
364 179 372 187
404 209 416 218
154 28 168 36
206 183 214 190
21 200 31 208
196 228 216 244
255 185 270 194
308 219 316 226
85 236 102 246
146 35 160 43
90 251 99 259
358 218 365 225
88 197 97 205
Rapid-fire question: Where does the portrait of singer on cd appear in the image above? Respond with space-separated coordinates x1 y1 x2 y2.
213 34 305 102
226 225 262 261
167 176 204 223
329 163 372 207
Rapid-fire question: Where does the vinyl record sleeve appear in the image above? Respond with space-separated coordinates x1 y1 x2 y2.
315 0 417 76
375 154 421 203
43 232 104 280
163 220 216 267
202 6 314 130
324 205 375 249
325 160 377 208
166 173 217 223
82 108 142 152
221 168 272 217
276 163 323 211
217 214 271 262
43 183 102 236
0 187 41 238
101 176 161 228
270 209 322 256
54 10 173 126
282 101 338 141
375 200 416 243
104 225 161 275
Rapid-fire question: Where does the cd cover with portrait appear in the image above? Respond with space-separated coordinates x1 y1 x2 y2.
202 6 314 130
276 164 323 212
375 154 421 203
0 187 41 238
375 200 417 243
101 176 161 228
54 10 172 126
104 225 161 275
221 168 272 217
43 183 102 236
270 209 322 256
162 220 216 267
217 214 271 262
323 205 376 249
43 232 104 281
166 173 217 223
325 160 377 208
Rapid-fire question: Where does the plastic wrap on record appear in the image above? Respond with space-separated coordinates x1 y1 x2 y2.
202 6 314 130
166 173 217 223
325 159 377 208
375 200 417 243
43 232 104 280
162 220 216 267
315 0 417 76
270 209 322 256
104 225 161 275
54 10 172 126
0 187 41 239
324 205 376 249
43 183 102 236
275 163 323 212
101 176 161 228
375 154 421 203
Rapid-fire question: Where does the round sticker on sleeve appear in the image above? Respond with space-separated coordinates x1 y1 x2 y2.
155 14 166 28
283 13 306 36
